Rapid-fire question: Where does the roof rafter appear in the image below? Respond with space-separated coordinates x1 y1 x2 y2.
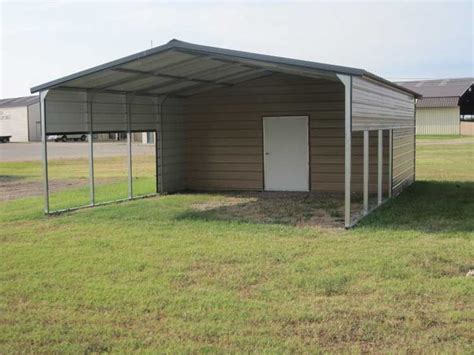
134 62 235 93
110 67 235 87
59 86 160 98
86 55 206 92
170 70 274 97
159 69 272 97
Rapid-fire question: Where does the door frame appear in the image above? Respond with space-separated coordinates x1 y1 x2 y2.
261 115 311 192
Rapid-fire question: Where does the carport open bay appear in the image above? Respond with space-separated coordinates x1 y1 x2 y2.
0 142 156 202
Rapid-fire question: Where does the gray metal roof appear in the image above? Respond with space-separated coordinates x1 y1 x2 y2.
396 78 473 98
0 95 39 108
416 96 459 108
30 39 420 97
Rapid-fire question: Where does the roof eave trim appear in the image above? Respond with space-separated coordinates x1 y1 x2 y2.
362 72 422 98
30 41 178 93
170 40 365 77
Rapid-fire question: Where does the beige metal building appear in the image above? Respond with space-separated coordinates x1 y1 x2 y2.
0 96 40 142
30 39 419 227
397 78 474 135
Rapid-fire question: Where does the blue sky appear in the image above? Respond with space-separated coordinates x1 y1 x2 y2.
1 0 473 98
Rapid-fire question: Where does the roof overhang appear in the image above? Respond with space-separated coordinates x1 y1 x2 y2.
30 39 420 98
417 96 459 108
0 95 39 108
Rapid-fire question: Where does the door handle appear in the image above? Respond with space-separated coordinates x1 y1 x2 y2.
265 152 270 155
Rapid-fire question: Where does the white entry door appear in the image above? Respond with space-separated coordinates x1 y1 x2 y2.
263 116 309 191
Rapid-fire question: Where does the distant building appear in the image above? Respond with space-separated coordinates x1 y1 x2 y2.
397 78 473 135
0 95 40 142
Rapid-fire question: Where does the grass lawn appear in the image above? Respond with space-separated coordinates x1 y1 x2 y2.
1 154 156 209
1 138 473 352
416 135 469 140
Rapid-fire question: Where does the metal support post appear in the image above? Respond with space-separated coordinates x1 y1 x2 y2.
388 129 393 198
127 101 133 199
337 74 352 228
40 90 49 214
87 95 95 205
363 130 369 214
377 129 383 205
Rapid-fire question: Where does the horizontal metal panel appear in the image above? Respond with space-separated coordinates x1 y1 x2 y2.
46 89 86 102
93 92 127 104
161 97 187 193
392 126 415 195
92 102 126 114
352 76 415 131
44 88 158 133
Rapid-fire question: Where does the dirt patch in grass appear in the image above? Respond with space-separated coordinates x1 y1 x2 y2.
188 192 348 228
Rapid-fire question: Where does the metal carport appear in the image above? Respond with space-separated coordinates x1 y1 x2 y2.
31 39 420 227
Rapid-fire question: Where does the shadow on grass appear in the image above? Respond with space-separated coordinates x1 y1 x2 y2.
175 192 346 228
0 175 28 182
358 181 474 233
175 182 473 232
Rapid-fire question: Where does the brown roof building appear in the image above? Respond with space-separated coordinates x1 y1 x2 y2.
397 78 473 135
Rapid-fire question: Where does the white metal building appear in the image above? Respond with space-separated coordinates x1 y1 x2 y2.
397 78 474 135
0 96 40 142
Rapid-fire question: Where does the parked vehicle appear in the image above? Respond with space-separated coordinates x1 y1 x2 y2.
0 135 12 143
48 134 87 142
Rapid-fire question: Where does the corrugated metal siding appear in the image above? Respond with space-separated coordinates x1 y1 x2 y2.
416 107 460 135
44 90 88 133
352 77 415 131
392 127 415 195
185 73 348 191
44 89 160 134
161 98 187 192
183 73 389 193
352 130 390 194
0 106 29 142
39 74 413 196
312 129 389 193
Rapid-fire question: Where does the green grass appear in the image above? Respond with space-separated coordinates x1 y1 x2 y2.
2 154 157 210
416 135 466 140
1 138 473 353
416 136 474 182
1 154 155 181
